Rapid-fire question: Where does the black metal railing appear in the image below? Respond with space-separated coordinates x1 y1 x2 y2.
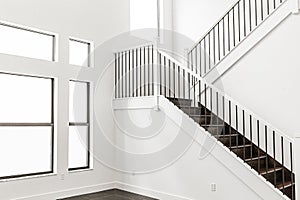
188 0 287 77
114 45 295 199
114 44 155 98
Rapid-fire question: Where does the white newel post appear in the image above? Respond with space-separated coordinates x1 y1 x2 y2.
294 134 300 199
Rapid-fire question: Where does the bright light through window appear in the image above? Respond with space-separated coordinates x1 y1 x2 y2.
69 39 90 67
130 0 159 31
0 24 54 61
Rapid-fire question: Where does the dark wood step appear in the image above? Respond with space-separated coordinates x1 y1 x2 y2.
168 98 295 200
168 97 192 106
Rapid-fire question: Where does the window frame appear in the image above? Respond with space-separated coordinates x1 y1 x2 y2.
68 80 91 171
0 21 57 62
0 72 55 180
69 37 93 68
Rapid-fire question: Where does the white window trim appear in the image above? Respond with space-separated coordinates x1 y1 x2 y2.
69 37 94 68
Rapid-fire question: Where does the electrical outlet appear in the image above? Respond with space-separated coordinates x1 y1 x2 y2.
60 173 65 180
211 183 216 192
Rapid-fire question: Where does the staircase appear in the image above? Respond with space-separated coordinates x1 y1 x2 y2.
114 32 296 200
187 0 296 80
167 97 295 200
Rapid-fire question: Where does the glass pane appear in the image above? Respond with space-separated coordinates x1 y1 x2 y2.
69 39 90 67
130 0 158 30
0 126 52 178
0 73 52 123
68 126 89 169
0 24 54 61
69 81 88 123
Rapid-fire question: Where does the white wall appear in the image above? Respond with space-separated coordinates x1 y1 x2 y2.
213 13 300 139
0 0 130 199
173 0 236 43
113 96 286 200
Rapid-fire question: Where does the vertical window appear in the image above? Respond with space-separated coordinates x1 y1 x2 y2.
0 23 55 61
69 38 91 67
130 0 163 32
69 80 90 170
0 73 54 179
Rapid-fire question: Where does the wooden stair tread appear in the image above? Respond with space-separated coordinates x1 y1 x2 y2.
260 166 283 175
245 155 266 162
218 134 239 137
230 144 252 149
277 180 295 190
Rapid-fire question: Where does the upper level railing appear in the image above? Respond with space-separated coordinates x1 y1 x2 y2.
187 0 287 77
114 44 295 198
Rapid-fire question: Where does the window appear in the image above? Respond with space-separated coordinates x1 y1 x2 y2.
69 38 91 67
0 73 54 179
68 80 90 170
0 23 55 61
130 0 163 32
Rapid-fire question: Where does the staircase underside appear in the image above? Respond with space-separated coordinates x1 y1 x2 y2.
167 97 295 200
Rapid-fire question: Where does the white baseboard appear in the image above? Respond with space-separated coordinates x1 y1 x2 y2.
15 182 116 200
115 182 191 200
15 181 191 200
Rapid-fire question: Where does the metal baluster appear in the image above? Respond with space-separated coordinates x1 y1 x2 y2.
183 70 185 98
128 50 131 97
140 47 142 96
238 2 241 42
236 105 238 150
195 44 198 74
223 18 225 56
290 142 294 200
132 49 135 97
213 27 216 65
204 37 207 74
199 80 202 108
274 0 276 9
204 84 207 117
121 52 124 98
193 77 196 107
159 53 162 95
148 46 150 96
152 45 154 95
114 53 117 98
233 7 236 47
243 110 245 160
281 136 285 190
144 47 146 96
173 62 176 98
261 0 264 21
222 96 225 135
267 0 270 15
227 13 231 51
250 115 253 161
255 0 258 26
178 65 181 98
210 88 213 111
249 0 252 31
164 56 167 96
229 101 232 149
169 59 171 97
136 49 139 97
265 125 268 174
217 23 221 61
188 73 191 100
257 120 260 174
243 0 246 37
208 32 211 69
273 131 276 187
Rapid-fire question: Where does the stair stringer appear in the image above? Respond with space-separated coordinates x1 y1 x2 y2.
203 0 295 84
159 95 289 200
